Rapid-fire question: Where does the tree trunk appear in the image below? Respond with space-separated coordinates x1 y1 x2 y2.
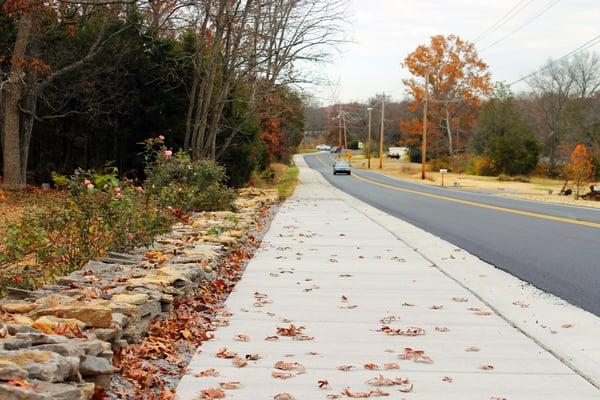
445 108 453 155
2 14 34 190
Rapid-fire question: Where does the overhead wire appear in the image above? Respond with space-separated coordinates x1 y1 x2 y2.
473 0 534 43
480 0 562 52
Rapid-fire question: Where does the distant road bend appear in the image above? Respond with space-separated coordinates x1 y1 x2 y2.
305 153 600 316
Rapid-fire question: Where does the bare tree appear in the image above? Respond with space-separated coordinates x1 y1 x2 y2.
1 0 135 190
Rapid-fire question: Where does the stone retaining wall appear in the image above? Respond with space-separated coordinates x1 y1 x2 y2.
0 188 278 399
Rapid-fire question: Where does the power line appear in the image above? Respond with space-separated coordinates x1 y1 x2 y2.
480 0 562 53
509 33 600 86
474 0 534 44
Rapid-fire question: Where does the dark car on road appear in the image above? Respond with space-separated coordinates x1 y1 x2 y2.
333 161 351 175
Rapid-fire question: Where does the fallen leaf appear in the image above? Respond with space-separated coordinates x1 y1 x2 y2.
337 365 354 372
480 364 494 370
274 361 306 374
380 315 400 324
219 381 240 389
272 371 293 379
265 335 279 341
442 376 453 383
465 347 480 352
318 379 330 389
561 323 574 328
383 363 399 370
216 348 237 359
235 334 249 341
398 348 433 364
274 394 295 400
378 325 425 336
435 326 450 332
277 324 304 337
292 335 314 341
430 305 443 310
364 363 380 370
245 353 261 360
200 388 225 399
195 369 219 378
452 297 469 302
232 357 247 368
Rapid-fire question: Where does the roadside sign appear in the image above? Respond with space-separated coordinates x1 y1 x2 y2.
439 169 448 187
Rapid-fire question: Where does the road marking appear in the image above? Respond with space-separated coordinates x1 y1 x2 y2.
315 155 600 229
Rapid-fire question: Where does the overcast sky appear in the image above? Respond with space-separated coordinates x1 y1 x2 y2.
307 0 600 104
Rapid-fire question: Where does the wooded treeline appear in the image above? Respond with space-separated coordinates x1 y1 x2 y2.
0 0 347 189
307 45 600 178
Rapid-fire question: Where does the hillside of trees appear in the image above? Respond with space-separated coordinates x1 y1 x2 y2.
0 0 348 189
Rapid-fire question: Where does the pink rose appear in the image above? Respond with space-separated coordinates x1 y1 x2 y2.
115 192 123 199
158 135 165 140
114 187 122 193
136 186 145 193
164 150 173 157
86 183 94 190
84 179 91 185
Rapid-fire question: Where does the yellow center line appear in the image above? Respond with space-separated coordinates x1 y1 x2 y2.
315 155 600 229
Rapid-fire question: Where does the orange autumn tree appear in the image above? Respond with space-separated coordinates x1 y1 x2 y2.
566 144 595 199
402 34 492 155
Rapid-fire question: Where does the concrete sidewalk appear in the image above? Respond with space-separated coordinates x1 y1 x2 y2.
176 158 599 399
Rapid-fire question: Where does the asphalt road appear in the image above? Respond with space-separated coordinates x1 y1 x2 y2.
305 153 600 316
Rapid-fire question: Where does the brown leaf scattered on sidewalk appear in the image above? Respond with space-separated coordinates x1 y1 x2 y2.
442 376 453 383
398 348 433 364
364 363 380 370
216 347 237 359
234 334 249 341
465 347 481 352
232 357 247 368
219 381 240 389
480 364 495 370
275 361 306 374
195 369 219 378
452 297 469 302
378 325 425 336
272 372 294 379
274 394 296 400
277 324 305 336
318 379 330 389
337 365 354 371
383 363 399 370
200 388 225 399
435 326 450 332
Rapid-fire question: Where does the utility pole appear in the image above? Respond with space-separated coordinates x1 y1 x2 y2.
342 109 348 150
367 107 373 169
379 93 385 169
337 104 342 152
421 73 429 180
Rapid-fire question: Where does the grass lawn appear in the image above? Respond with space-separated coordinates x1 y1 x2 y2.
250 162 299 200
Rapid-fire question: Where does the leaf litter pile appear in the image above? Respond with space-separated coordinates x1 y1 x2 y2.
107 221 272 399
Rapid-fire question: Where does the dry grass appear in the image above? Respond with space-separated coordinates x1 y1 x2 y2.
350 156 600 209
250 163 299 199
0 187 65 233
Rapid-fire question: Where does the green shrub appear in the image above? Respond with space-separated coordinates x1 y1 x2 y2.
465 156 496 176
429 156 452 172
143 138 235 213
0 167 174 293
487 134 540 176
